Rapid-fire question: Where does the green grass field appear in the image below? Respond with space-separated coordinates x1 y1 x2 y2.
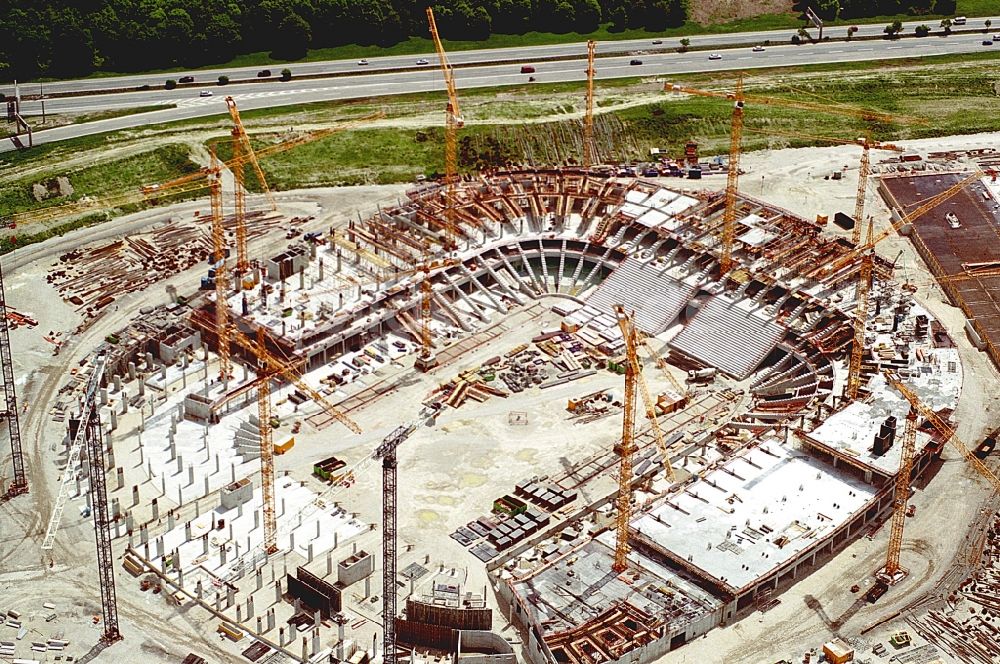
0 144 201 220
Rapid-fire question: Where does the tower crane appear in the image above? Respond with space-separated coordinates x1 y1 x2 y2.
583 40 596 169
663 80 920 275
881 370 1000 579
427 6 464 250
820 170 984 278
882 405 917 580
612 305 678 573
225 96 277 275
884 372 1000 493
220 321 362 556
746 127 905 245
207 147 232 382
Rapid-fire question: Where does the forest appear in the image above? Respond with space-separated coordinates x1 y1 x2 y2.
0 0 965 81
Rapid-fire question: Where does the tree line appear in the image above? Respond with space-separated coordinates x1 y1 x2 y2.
0 0 687 81
796 0 959 21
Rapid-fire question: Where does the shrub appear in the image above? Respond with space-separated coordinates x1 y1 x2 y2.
915 25 930 37
218 75 229 85
280 68 292 81
165 79 177 90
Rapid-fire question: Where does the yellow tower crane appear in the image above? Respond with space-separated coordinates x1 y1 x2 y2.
663 81 919 275
583 40 596 169
881 370 1000 580
208 148 232 381
612 305 678 573
883 406 917 580
746 127 904 246
225 96 277 275
427 6 465 250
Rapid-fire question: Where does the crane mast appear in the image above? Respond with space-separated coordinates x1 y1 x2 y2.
583 40 596 169
427 6 464 250
846 219 874 401
226 96 277 275
883 407 917 579
853 140 872 245
255 328 278 553
375 421 418 664
209 149 232 382
719 75 745 275
612 306 639 572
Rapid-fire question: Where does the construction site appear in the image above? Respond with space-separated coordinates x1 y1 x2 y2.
4 17 1000 664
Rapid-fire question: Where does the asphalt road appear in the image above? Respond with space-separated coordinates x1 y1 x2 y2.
3 17 999 153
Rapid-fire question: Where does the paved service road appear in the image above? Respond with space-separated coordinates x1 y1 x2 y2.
3 17 998 152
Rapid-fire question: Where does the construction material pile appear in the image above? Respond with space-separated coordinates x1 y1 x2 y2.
46 211 279 321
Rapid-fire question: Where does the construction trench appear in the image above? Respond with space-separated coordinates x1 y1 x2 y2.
9 155 999 664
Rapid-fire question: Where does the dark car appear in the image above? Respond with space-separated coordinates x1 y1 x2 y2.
629 59 643 65
257 69 271 77
179 75 194 83
983 40 994 46
520 65 536 74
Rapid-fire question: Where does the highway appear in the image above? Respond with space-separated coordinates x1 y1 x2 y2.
3 16 998 153
2 16 996 98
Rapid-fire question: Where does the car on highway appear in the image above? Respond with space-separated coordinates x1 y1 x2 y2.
520 65 536 73
752 45 765 52
708 53 722 60
994 34 1000 41
629 59 643 65
179 75 195 83
983 40 993 46
199 90 213 97
652 39 663 44
358 59 369 65
416 58 429 65
257 69 271 77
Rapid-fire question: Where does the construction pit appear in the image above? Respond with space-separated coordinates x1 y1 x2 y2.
2 137 1000 664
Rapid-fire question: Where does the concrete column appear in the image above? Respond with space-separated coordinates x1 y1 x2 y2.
128 362 137 380
100 387 108 406
114 375 122 392
226 585 235 608
185 521 192 542
275 579 282 604
151 498 159 520
140 524 149 544
203 534 210 556
256 569 263 591
307 542 313 563
116 467 125 490
167 510 175 531
247 595 254 619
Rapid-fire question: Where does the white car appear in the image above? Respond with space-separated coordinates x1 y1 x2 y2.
416 58 429 65
199 90 213 97
708 53 722 60
752 45 765 52
357 59 369 65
